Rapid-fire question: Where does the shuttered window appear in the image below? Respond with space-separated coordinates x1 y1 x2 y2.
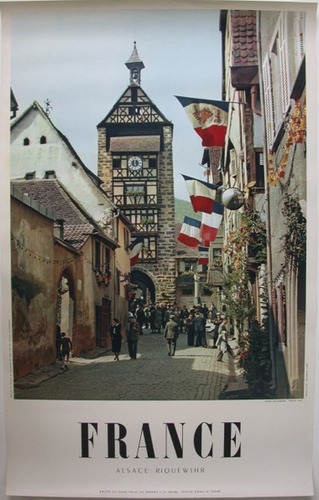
229 149 237 177
295 12 305 67
278 13 290 114
262 56 275 150
262 13 291 151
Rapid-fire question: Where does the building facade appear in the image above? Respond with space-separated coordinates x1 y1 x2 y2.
259 10 306 398
218 9 306 398
218 10 266 338
97 43 176 305
10 102 133 377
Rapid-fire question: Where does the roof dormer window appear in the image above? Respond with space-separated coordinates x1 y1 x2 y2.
45 170 56 179
25 172 35 180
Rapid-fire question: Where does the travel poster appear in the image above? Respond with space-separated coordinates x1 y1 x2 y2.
1 0 317 497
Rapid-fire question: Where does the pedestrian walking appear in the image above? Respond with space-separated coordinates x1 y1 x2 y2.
126 312 140 360
185 313 195 346
180 305 189 333
193 310 207 347
155 305 163 333
212 312 223 348
216 317 235 362
60 332 72 370
135 304 146 334
163 314 179 356
163 305 172 327
205 318 216 348
149 303 156 332
111 318 122 361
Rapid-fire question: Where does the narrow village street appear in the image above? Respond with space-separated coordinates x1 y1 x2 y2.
14 332 244 401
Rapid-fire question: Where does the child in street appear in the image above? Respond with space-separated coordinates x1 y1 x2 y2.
60 332 73 370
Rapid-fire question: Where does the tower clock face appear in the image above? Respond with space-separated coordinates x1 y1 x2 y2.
128 156 143 171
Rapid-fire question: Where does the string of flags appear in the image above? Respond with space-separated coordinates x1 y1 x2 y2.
175 95 230 265
177 174 224 260
177 201 224 248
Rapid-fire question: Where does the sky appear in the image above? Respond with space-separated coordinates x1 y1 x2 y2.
10 4 222 200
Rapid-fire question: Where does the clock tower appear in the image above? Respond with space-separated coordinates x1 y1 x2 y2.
97 43 176 304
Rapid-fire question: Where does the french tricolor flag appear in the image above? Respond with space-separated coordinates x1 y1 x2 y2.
198 246 209 265
177 216 201 248
129 235 144 266
200 202 224 247
176 96 229 147
182 174 217 214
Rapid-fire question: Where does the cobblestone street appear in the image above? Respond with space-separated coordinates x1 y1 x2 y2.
14 332 245 401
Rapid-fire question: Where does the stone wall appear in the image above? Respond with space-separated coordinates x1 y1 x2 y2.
97 127 113 198
97 124 176 304
152 125 176 302
11 198 57 378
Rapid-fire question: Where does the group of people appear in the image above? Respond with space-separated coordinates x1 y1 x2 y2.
57 303 236 366
111 313 140 361
110 304 237 362
162 309 236 361
131 301 216 335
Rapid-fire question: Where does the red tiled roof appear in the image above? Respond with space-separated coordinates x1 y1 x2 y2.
110 135 161 152
231 11 258 66
11 179 94 250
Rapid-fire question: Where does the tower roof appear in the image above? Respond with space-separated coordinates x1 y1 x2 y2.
125 42 145 85
126 41 145 66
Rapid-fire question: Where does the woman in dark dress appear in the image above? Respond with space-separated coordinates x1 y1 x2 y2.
111 318 122 361
185 313 195 346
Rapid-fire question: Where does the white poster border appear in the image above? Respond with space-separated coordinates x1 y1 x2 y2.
1 0 318 498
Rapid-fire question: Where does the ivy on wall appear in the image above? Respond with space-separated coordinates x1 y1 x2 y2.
222 210 266 331
280 193 306 272
267 98 306 186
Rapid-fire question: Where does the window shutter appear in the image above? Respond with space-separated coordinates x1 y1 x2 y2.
279 13 290 113
262 56 275 150
296 12 305 64
229 149 237 177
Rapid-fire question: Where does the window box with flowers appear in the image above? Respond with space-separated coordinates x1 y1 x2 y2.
126 190 145 204
95 269 111 287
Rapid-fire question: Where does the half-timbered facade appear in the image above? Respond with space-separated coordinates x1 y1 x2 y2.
97 43 176 304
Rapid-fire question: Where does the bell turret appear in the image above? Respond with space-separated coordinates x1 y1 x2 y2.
125 41 145 85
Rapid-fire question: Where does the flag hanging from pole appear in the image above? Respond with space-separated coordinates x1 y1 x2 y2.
198 246 209 265
129 235 144 266
182 174 217 214
176 96 229 147
177 216 201 248
200 202 224 246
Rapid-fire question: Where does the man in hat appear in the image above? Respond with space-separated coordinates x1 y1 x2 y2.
163 314 179 356
126 312 141 360
193 310 207 347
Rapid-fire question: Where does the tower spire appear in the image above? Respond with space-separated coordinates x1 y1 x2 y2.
125 41 145 85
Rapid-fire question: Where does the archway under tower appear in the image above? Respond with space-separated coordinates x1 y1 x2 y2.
130 269 156 305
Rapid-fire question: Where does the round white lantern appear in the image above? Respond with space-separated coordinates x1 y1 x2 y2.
221 187 244 210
